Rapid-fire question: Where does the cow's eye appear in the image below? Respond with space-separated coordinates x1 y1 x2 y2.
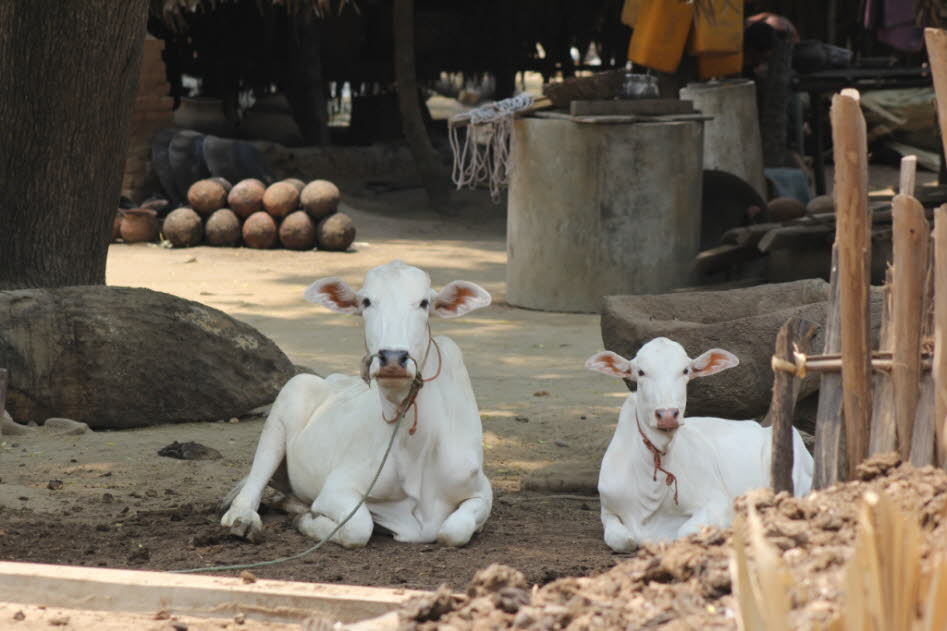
361 298 371 308
683 367 690 375
637 369 645 377
420 299 429 309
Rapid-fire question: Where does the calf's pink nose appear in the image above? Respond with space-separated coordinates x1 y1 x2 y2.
654 408 680 429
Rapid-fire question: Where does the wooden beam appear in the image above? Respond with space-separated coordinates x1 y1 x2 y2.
891 193 930 458
757 224 833 253
770 317 818 494
832 89 873 479
924 28 947 162
935 205 947 466
0 561 425 625
694 243 763 276
814 245 844 489
899 155 917 196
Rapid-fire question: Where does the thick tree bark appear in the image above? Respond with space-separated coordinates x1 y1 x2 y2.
285 11 331 146
393 0 450 210
0 1 148 290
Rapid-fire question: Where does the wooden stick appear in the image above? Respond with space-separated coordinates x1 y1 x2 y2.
770 318 818 494
814 245 844 489
448 96 552 129
935 205 947 466
925 28 947 162
869 270 895 456
899 155 917 196
0 368 7 418
909 255 935 466
832 89 873 478
891 193 931 458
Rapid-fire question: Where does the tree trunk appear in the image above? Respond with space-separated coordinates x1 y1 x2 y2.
284 11 330 146
0 1 148 290
393 0 451 210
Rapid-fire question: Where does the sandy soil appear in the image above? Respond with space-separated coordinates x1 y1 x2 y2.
0 182 627 593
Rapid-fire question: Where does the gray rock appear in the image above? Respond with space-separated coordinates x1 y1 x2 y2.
601 279 883 420
43 417 90 435
0 286 295 429
1 409 37 436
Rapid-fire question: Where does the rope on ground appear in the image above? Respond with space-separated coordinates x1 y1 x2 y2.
169 399 411 574
448 93 533 203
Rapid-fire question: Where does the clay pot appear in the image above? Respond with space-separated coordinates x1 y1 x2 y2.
263 181 300 219
806 194 834 215
188 179 228 217
173 96 236 136
240 94 305 147
281 178 306 193
767 197 806 223
228 179 266 219
163 207 204 248
279 211 317 250
210 177 233 194
243 211 278 249
120 208 159 243
316 212 356 251
205 208 242 246
301 179 340 220
112 212 123 242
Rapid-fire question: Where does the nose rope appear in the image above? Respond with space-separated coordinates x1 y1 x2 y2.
373 325 443 435
635 410 679 505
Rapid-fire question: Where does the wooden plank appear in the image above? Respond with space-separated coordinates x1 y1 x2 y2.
891 193 930 458
925 28 947 161
448 96 553 129
757 224 833 253
694 243 763 275
814 245 845 489
569 98 695 117
869 270 895 455
832 89 873 479
770 318 819 494
911 256 936 467
936 206 947 466
0 561 425 625
721 222 782 248
899 155 918 196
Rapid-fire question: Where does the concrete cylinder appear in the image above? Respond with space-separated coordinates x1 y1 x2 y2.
679 79 766 198
506 117 704 313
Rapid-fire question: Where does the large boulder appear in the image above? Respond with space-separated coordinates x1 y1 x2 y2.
601 279 883 420
0 287 296 429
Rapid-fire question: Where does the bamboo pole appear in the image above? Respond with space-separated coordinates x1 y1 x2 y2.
869 271 895 455
935 206 947 466
814 246 844 489
891 192 930 458
770 318 818 494
831 89 873 478
924 28 947 162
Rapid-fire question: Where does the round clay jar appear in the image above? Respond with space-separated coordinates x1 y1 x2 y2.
163 207 204 247
281 178 306 193
187 179 228 217
120 208 159 243
263 181 300 219
209 176 233 194
767 197 806 223
112 211 123 242
279 211 317 250
301 179 341 220
204 208 242 246
806 194 834 215
242 211 278 249
316 212 356 251
228 179 266 219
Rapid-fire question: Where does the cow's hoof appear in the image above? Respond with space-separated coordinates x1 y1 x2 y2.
221 506 263 542
604 533 637 553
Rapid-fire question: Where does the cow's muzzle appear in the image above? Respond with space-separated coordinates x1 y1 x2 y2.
654 408 680 432
361 349 414 383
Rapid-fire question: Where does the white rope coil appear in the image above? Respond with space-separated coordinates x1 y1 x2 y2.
449 93 534 202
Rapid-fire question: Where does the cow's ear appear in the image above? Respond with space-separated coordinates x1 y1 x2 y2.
432 281 491 318
690 348 739 378
585 351 634 379
304 277 360 314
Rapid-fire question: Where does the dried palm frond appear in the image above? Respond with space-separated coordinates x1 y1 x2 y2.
730 502 793 631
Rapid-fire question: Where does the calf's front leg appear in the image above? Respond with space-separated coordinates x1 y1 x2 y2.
436 474 493 547
677 502 731 538
296 486 374 548
602 508 637 553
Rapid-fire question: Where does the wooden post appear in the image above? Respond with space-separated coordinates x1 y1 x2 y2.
899 155 917 196
891 191 930 459
393 0 451 210
770 318 818 494
814 246 845 488
831 89 873 478
869 269 895 455
0 368 7 416
909 258 935 467
935 206 947 466
924 29 947 163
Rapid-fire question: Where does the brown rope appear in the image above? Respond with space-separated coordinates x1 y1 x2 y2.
379 325 443 435
635 412 679 505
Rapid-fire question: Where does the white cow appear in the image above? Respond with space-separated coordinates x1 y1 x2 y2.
585 337 813 552
221 261 493 548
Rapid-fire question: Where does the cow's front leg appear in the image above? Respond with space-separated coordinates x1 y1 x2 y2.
296 487 374 549
602 508 637 553
677 502 731 538
436 474 492 547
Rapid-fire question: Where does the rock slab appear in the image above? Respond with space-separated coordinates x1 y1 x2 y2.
0 286 296 429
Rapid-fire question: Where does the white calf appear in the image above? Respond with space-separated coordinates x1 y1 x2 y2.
586 337 813 552
221 260 493 547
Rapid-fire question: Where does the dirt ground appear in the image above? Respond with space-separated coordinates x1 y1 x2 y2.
0 182 627 591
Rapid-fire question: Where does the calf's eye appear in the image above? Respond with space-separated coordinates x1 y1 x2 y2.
420 299 429 309
683 368 690 375
637 369 645 377
362 298 371 308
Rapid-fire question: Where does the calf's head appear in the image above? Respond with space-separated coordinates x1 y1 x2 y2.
305 260 490 397
585 337 739 434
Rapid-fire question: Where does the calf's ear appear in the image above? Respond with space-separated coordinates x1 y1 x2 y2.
432 281 491 318
585 351 634 379
304 277 360 314
690 348 739 378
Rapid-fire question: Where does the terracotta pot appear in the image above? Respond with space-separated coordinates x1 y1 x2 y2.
174 96 235 136
120 208 159 243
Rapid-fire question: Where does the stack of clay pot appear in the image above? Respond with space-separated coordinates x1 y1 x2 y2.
116 177 356 252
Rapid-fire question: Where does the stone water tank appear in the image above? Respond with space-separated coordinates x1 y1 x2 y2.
506 116 704 313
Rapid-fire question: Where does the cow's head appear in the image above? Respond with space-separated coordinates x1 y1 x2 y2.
585 337 738 438
305 261 490 402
